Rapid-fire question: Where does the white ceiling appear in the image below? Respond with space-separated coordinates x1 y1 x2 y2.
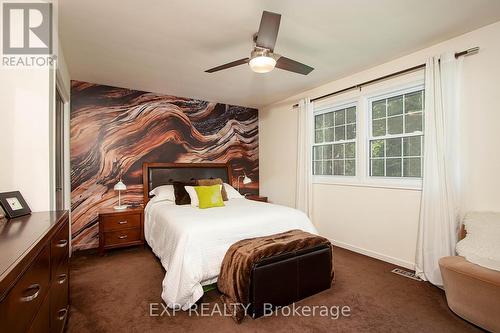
59 0 500 108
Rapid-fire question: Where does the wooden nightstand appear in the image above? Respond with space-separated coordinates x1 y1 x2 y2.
98 207 144 255
246 195 268 203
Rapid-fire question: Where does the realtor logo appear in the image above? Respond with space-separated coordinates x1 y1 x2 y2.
2 2 52 54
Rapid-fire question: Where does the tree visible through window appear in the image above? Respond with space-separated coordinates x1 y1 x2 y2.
313 105 356 176
369 89 424 178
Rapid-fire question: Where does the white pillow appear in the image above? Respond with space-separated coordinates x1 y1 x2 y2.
184 186 199 207
149 185 175 201
149 195 175 204
185 185 223 207
456 212 500 271
223 183 244 199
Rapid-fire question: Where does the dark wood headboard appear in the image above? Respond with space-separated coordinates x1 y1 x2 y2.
142 162 232 204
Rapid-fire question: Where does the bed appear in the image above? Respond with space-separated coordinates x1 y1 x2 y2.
142 162 317 309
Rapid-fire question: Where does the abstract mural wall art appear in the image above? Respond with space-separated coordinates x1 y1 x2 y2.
70 81 258 250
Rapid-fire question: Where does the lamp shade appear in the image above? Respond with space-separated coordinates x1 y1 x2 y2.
242 175 251 185
114 180 127 191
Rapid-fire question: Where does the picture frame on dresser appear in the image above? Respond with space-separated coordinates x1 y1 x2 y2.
0 191 31 219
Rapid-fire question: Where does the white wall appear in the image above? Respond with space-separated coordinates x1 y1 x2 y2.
0 68 53 211
0 41 71 213
260 21 500 269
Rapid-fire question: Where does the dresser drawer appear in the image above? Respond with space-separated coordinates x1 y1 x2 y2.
51 220 69 278
27 293 50 333
50 259 69 333
0 245 50 333
101 213 141 232
104 227 141 247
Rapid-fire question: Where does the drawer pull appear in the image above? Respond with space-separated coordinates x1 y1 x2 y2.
56 239 68 248
118 235 128 239
20 284 41 302
57 308 68 321
118 220 128 225
57 273 67 284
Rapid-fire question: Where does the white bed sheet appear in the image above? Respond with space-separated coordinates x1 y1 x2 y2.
144 197 317 309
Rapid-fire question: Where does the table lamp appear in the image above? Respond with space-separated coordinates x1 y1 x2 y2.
113 179 127 210
237 173 251 193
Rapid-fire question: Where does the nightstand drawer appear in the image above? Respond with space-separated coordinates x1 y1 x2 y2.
101 213 141 232
104 228 141 247
98 207 144 254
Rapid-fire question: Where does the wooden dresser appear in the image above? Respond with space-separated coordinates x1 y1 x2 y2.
0 211 70 333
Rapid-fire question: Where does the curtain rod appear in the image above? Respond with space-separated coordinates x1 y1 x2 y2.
292 46 479 108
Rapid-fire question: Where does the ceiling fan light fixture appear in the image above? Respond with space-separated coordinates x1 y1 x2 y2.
249 55 276 73
204 11 314 75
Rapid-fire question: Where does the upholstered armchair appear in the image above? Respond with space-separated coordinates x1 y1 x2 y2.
439 213 500 332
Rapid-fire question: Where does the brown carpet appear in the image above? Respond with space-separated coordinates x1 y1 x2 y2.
67 246 482 333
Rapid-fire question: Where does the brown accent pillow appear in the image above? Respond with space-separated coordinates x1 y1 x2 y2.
173 181 195 205
196 178 228 201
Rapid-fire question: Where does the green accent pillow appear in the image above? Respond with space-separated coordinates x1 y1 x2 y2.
194 185 225 209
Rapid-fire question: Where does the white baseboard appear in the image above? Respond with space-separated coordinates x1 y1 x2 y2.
329 239 415 270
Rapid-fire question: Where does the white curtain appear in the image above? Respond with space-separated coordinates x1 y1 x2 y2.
415 53 463 286
295 98 313 217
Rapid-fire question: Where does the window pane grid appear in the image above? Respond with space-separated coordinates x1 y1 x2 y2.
370 135 423 177
371 90 424 138
313 106 356 176
313 142 356 176
370 89 424 178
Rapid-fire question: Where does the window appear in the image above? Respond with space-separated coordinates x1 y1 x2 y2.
369 88 424 178
313 104 356 176
311 78 425 189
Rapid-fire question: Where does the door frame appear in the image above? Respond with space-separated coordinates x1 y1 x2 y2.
54 69 70 211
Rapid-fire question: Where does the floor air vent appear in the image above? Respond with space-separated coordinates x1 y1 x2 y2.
391 268 423 281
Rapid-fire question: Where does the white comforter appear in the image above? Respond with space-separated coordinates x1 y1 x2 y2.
144 198 317 309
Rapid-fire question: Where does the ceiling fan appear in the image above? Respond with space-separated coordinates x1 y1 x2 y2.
205 11 314 75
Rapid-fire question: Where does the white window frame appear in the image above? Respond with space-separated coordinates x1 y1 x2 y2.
312 74 424 190
364 83 424 189
312 99 359 183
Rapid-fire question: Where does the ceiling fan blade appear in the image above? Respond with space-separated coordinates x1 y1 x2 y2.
205 58 249 73
275 56 314 75
256 11 281 51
